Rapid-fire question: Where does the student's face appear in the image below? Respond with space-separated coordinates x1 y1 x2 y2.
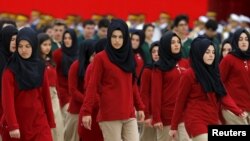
205 29 216 38
63 33 72 48
40 39 52 55
203 45 215 65
171 36 181 54
53 25 65 42
145 26 154 40
84 24 95 39
9 35 17 53
177 20 188 35
238 32 249 52
98 27 108 39
151 46 159 62
222 43 232 58
18 40 32 59
131 34 140 50
111 30 123 49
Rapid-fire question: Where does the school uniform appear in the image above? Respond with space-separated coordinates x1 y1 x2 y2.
1 27 55 141
220 29 250 124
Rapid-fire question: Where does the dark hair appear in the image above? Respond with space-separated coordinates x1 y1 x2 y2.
37 33 55 66
205 19 218 31
83 20 95 27
52 20 67 29
173 14 189 27
42 25 53 33
98 18 110 29
142 23 155 32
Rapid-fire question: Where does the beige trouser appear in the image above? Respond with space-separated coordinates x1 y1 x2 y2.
99 118 139 141
139 123 157 141
156 123 191 141
61 103 69 125
192 133 207 141
222 110 250 125
178 122 192 141
64 113 79 141
49 87 64 141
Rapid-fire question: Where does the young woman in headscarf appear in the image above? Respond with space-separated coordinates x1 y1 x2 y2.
81 19 145 141
1 27 55 141
78 38 107 141
169 36 247 141
139 41 160 141
219 38 232 61
131 30 146 81
37 33 64 141
53 29 78 123
66 39 95 141
0 25 18 118
220 28 250 125
151 31 190 141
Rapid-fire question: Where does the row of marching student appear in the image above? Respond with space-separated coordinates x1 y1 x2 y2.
0 18 249 141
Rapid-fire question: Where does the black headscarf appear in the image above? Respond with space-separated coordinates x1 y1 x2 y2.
145 41 160 69
190 36 226 97
131 30 146 62
78 39 95 82
61 29 78 76
7 27 45 90
155 31 182 71
105 19 135 72
94 38 107 54
230 28 250 60
0 25 18 61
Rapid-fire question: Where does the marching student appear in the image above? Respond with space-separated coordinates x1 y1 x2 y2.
219 38 232 61
151 31 190 141
220 28 250 124
1 27 55 141
37 33 64 141
53 29 78 123
82 19 145 141
66 39 96 141
139 41 160 141
78 38 107 141
169 36 247 141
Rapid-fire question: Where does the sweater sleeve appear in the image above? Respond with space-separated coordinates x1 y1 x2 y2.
171 71 192 130
140 68 152 119
133 82 145 111
68 61 84 102
151 68 163 124
1 69 19 131
42 70 56 128
221 94 243 116
82 55 103 116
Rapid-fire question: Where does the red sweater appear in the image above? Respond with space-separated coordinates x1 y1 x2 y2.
1 69 55 140
151 59 189 125
68 61 85 114
134 53 144 78
220 54 250 111
171 68 242 137
53 49 70 107
46 64 57 87
140 67 152 119
82 51 145 122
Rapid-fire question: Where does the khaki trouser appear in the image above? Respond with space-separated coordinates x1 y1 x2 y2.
99 118 139 141
192 133 207 141
64 113 79 141
178 122 192 141
49 87 64 141
222 110 250 125
140 123 157 141
61 103 69 125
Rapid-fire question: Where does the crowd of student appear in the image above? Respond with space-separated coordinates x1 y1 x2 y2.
0 11 249 141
